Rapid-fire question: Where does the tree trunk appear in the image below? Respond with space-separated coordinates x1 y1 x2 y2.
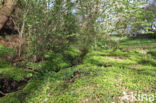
0 0 16 31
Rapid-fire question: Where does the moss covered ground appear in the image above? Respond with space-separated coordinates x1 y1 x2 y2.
0 38 156 103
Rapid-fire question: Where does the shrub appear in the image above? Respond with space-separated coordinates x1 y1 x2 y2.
0 45 14 57
63 47 82 65
43 51 71 71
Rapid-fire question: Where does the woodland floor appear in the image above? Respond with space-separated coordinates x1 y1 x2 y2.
0 36 156 103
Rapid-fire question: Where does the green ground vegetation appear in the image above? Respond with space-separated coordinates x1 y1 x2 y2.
0 38 155 103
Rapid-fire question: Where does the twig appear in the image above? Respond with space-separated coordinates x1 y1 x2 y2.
0 91 6 96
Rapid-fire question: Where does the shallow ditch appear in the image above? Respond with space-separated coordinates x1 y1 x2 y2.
0 78 29 97
0 47 88 98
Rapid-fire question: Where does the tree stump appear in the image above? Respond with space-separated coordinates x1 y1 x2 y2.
0 0 16 31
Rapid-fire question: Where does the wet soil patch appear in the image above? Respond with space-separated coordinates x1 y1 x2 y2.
0 78 29 97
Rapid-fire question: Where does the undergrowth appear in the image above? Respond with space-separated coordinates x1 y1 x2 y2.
0 38 156 103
